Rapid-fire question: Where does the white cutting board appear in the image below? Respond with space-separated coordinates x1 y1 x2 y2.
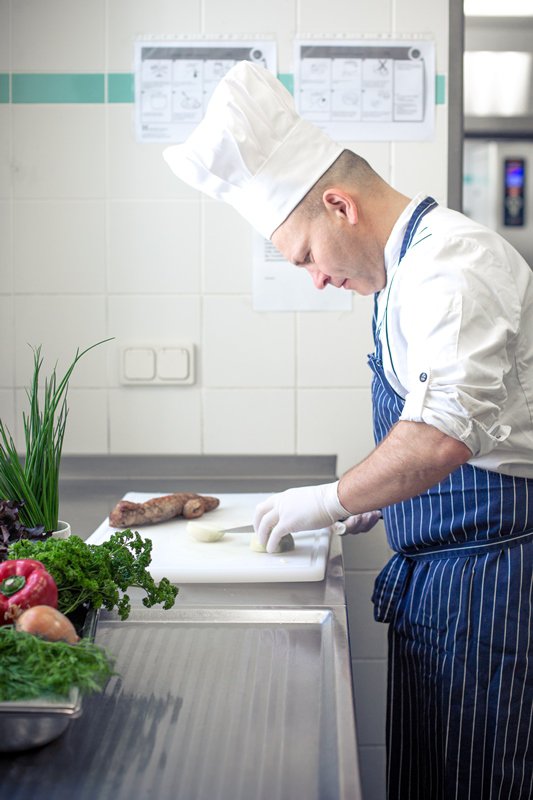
87 492 331 583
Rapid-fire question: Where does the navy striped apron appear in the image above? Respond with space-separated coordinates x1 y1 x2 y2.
368 197 533 800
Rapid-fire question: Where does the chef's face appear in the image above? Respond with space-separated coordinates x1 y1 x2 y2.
271 194 386 296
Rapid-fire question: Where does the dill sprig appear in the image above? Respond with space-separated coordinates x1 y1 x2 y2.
0 626 115 702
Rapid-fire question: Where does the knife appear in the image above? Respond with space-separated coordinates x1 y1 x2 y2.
222 523 254 534
222 522 347 535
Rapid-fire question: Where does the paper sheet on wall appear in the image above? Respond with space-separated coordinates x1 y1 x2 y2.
294 38 435 141
134 39 277 143
252 235 352 312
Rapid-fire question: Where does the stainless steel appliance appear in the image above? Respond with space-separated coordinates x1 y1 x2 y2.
463 12 533 267
464 140 533 266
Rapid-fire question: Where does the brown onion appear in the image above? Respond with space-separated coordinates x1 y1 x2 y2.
15 605 79 644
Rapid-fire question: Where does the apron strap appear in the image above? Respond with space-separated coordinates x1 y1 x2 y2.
382 195 438 383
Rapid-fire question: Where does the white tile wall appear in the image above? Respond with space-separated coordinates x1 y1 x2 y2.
393 0 449 42
203 388 295 453
107 106 187 200
109 385 202 454
345 571 389 658
0 390 15 436
297 298 374 387
61 389 109 454
12 106 106 199
2 4 452 798
342 520 391 571
12 0 106 72
13 201 106 294
0 108 11 200
297 388 375 475
204 0 295 71
108 201 201 294
203 296 295 387
13 296 107 387
0 0 10 71
392 112 450 201
203 202 253 294
107 0 202 72
352 660 388 744
0 294 14 388
0 200 11 292
358 746 387 800
298 0 392 34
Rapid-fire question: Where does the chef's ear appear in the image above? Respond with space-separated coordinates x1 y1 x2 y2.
322 189 358 225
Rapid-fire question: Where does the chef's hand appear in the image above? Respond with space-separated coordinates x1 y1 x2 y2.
341 510 382 535
253 481 349 554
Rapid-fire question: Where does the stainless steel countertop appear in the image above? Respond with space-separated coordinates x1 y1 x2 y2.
1 456 362 799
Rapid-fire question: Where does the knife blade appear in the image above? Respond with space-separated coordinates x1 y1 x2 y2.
222 524 255 534
223 522 347 535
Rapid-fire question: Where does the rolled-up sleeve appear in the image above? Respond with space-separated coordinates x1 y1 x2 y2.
396 237 519 458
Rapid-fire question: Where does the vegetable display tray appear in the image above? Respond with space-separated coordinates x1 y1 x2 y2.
0 607 99 752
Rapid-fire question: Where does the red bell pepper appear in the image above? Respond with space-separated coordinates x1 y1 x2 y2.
0 559 58 624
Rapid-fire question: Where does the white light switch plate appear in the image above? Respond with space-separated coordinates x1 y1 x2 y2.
120 342 195 385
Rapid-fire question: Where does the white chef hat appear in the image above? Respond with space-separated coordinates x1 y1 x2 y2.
163 61 343 239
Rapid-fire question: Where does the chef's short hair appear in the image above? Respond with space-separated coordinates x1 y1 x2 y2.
294 149 385 221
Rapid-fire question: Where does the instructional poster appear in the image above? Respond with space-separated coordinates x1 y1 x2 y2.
294 38 435 141
252 236 352 312
134 39 277 143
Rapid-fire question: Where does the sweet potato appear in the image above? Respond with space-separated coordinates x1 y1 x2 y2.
109 493 220 527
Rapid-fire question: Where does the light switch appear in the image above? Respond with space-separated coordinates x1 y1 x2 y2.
157 347 189 381
123 347 156 381
120 342 195 385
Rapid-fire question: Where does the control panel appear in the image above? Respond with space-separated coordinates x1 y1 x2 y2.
503 157 526 227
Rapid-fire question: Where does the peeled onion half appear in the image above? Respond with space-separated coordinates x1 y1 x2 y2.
250 532 295 554
187 521 226 542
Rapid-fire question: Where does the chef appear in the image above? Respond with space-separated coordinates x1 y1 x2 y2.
164 61 533 800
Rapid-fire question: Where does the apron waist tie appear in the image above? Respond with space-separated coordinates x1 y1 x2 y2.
371 528 533 624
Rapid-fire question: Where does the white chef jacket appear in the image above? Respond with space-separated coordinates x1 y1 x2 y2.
376 193 533 478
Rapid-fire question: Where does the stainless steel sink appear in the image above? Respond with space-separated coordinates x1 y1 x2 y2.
95 606 357 800
0 605 359 800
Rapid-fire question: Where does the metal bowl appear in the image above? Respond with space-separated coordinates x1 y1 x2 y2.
0 606 98 752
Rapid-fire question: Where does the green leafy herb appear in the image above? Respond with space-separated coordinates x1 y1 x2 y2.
8 530 178 620
0 626 114 701
0 339 112 532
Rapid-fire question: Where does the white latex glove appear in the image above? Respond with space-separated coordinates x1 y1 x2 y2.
341 510 382 535
253 481 349 554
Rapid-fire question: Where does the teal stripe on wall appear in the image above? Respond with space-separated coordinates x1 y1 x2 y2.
108 73 134 103
0 74 9 103
4 72 447 105
436 74 446 105
278 73 294 95
12 74 104 103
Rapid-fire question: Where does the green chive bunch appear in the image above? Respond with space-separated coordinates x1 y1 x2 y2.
0 340 111 532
